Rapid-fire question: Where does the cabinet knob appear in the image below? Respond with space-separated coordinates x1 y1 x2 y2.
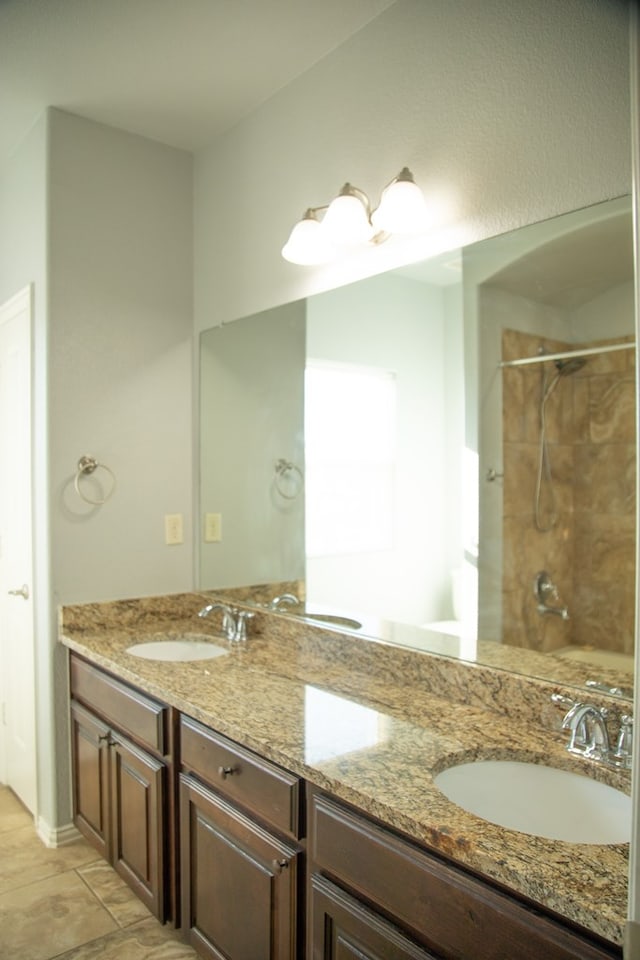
272 858 290 873
218 765 237 779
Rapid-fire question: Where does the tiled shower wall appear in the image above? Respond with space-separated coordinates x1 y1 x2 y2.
501 329 635 654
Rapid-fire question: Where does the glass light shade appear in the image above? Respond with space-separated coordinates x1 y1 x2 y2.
371 175 429 235
281 213 336 265
321 191 374 245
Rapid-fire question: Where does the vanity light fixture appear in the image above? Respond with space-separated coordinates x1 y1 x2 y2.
281 167 428 265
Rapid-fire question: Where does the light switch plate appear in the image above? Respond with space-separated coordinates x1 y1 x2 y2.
205 512 222 542
164 513 183 545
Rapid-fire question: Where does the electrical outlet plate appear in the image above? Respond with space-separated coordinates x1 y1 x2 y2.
165 513 184 545
205 512 222 542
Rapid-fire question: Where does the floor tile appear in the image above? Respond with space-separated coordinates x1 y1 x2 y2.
78 860 152 927
51 917 198 959
0 786 32 835
0 869 117 960
0 823 99 895
0 790 198 958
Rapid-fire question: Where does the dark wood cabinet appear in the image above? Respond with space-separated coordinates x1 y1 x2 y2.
67 651 623 960
307 790 622 960
110 734 166 917
180 773 300 960
311 874 437 960
70 699 111 859
179 715 304 960
69 655 174 922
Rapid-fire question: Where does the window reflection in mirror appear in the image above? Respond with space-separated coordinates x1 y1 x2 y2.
304 361 397 558
199 196 634 700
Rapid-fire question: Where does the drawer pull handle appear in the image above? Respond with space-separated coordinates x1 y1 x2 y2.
218 765 237 779
273 858 289 873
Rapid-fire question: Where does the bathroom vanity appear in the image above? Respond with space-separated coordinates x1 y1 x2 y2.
61 592 629 959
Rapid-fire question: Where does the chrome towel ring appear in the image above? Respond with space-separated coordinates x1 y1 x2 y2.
274 458 303 500
74 455 116 505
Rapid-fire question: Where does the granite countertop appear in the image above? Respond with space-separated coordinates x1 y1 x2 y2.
59 592 630 948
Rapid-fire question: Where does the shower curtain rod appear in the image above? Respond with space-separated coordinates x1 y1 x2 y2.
499 341 636 369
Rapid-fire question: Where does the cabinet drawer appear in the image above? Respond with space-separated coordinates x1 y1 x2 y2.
70 655 168 756
310 792 619 960
180 714 302 838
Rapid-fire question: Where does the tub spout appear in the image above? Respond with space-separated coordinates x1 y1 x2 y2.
536 601 569 619
533 571 569 619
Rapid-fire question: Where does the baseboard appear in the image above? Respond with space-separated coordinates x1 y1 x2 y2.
36 816 82 848
624 921 640 959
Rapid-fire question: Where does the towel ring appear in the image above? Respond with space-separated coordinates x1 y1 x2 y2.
274 458 304 500
74 455 116 505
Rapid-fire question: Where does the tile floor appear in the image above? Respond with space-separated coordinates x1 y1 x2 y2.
0 786 198 960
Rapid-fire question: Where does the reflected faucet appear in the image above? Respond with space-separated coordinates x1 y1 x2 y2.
533 571 569 619
269 593 300 611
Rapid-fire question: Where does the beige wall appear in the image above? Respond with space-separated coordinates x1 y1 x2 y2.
194 0 631 334
44 111 194 827
200 299 306 589
48 110 194 605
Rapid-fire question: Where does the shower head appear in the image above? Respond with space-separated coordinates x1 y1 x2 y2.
541 353 586 404
554 356 586 376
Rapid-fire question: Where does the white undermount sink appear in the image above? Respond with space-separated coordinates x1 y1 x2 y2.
126 634 229 662
434 759 631 845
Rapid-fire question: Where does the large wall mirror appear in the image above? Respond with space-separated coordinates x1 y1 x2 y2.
199 196 635 701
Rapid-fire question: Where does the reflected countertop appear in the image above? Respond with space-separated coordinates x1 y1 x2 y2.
59 592 629 947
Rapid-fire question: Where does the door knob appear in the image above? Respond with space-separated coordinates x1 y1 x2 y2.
8 584 29 600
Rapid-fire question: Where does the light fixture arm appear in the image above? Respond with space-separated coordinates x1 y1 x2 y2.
303 203 329 218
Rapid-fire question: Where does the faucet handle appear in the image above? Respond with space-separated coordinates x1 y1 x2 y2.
614 715 633 767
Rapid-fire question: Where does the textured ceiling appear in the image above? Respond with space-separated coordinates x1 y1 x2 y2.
0 0 397 164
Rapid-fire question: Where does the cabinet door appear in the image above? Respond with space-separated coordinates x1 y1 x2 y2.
310 874 437 960
110 734 166 921
180 773 300 960
70 700 111 859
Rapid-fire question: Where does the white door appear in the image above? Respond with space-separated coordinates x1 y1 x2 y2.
0 286 36 815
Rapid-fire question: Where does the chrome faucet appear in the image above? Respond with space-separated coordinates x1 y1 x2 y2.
552 694 633 769
198 602 236 640
562 702 611 761
198 602 254 643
